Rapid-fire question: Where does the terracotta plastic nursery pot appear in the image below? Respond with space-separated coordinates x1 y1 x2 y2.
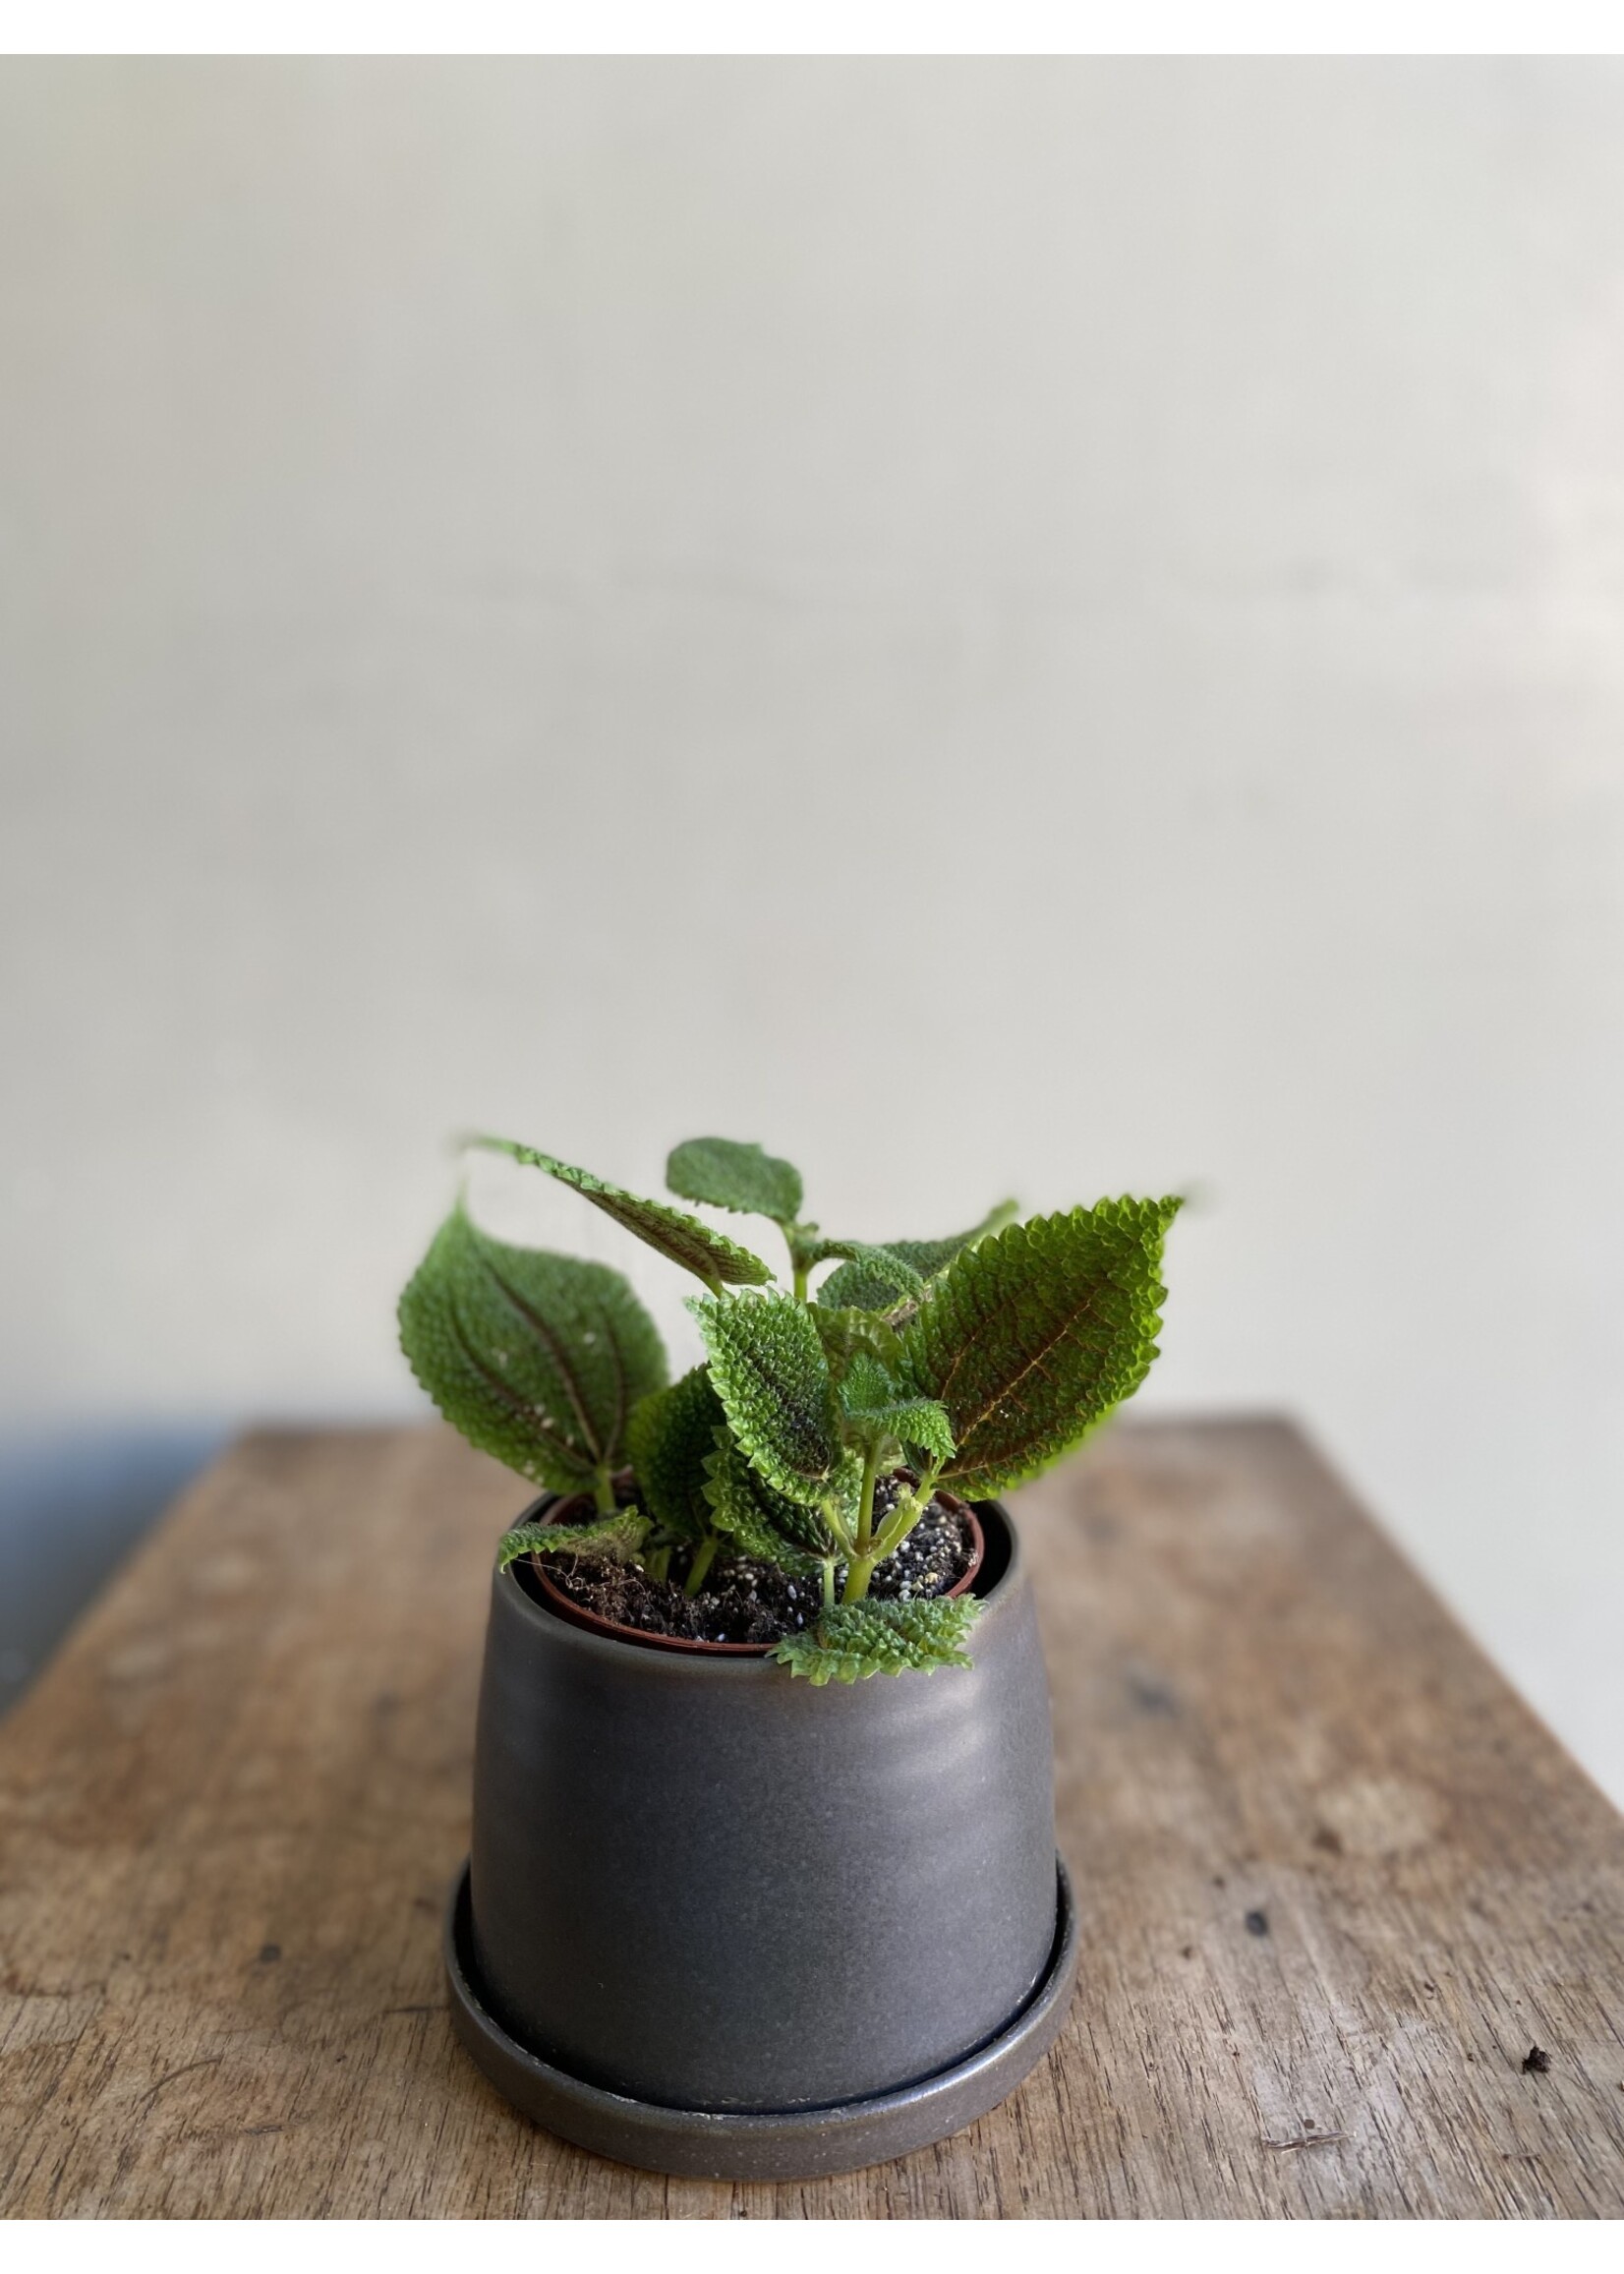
443 1493 1078 2180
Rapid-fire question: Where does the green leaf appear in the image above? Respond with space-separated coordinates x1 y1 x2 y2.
810 1304 903 1384
667 1137 804 1225
497 1508 650 1570
625 1367 725 1545
816 1201 1017 1312
899 1198 1181 1499
399 1203 667 1493
837 1353 955 1464
812 1256 902 1312
886 1402 956 1464
468 1136 774 1290
772 1596 982 1684
838 1350 899 1414
687 1291 845 1505
702 1429 828 1572
807 1242 925 1310
839 1378 956 1468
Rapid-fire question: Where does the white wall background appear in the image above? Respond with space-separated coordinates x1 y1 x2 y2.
3 58 1621 1793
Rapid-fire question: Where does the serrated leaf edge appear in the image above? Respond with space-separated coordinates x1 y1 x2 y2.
468 1135 775 1288
497 1508 650 1570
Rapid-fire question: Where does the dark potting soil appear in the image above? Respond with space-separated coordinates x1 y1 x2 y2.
530 1476 977 1647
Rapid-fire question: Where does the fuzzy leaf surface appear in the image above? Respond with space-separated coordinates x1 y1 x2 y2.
816 1201 1017 1312
666 1137 804 1225
702 1429 828 1572
807 1242 925 1310
838 1351 899 1414
469 1136 773 1288
399 1204 667 1492
836 1353 955 1463
899 1199 1180 1498
497 1508 650 1570
841 1398 956 1468
738 1444 847 1555
625 1367 724 1544
771 1596 981 1684
687 1292 844 1504
810 1304 903 1384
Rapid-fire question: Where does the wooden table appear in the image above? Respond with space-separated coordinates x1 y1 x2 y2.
2 1420 1622 2219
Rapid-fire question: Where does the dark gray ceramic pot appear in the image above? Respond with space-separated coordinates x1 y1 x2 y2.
448 1495 1073 2175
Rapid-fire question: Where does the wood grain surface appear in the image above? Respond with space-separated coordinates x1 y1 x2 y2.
2 1419 1622 2218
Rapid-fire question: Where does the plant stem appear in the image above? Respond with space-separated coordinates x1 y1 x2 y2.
841 1553 877 1604
682 1533 719 1598
593 1465 616 1514
855 1445 880 1557
841 1446 883 1602
821 1492 855 1557
867 1462 944 1567
821 1557 836 1610
784 1224 810 1302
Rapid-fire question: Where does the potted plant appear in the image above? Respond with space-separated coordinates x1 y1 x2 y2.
400 1133 1179 2179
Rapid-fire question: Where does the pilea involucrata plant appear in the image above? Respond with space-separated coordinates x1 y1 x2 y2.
399 1135 1180 1684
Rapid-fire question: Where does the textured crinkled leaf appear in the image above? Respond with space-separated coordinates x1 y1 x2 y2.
702 1429 828 1572
899 1198 1181 1498
771 1596 982 1684
815 1255 906 1312
890 1198 1019 1277
399 1204 667 1492
817 1201 1017 1312
742 1442 853 1554
666 1137 804 1225
625 1367 724 1544
836 1351 894 1412
835 1352 955 1463
497 1508 650 1570
845 1400 956 1465
807 1242 925 1310
469 1136 773 1288
810 1304 903 1383
687 1292 844 1504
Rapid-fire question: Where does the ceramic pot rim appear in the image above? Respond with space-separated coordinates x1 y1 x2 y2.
493 1494 1020 1680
